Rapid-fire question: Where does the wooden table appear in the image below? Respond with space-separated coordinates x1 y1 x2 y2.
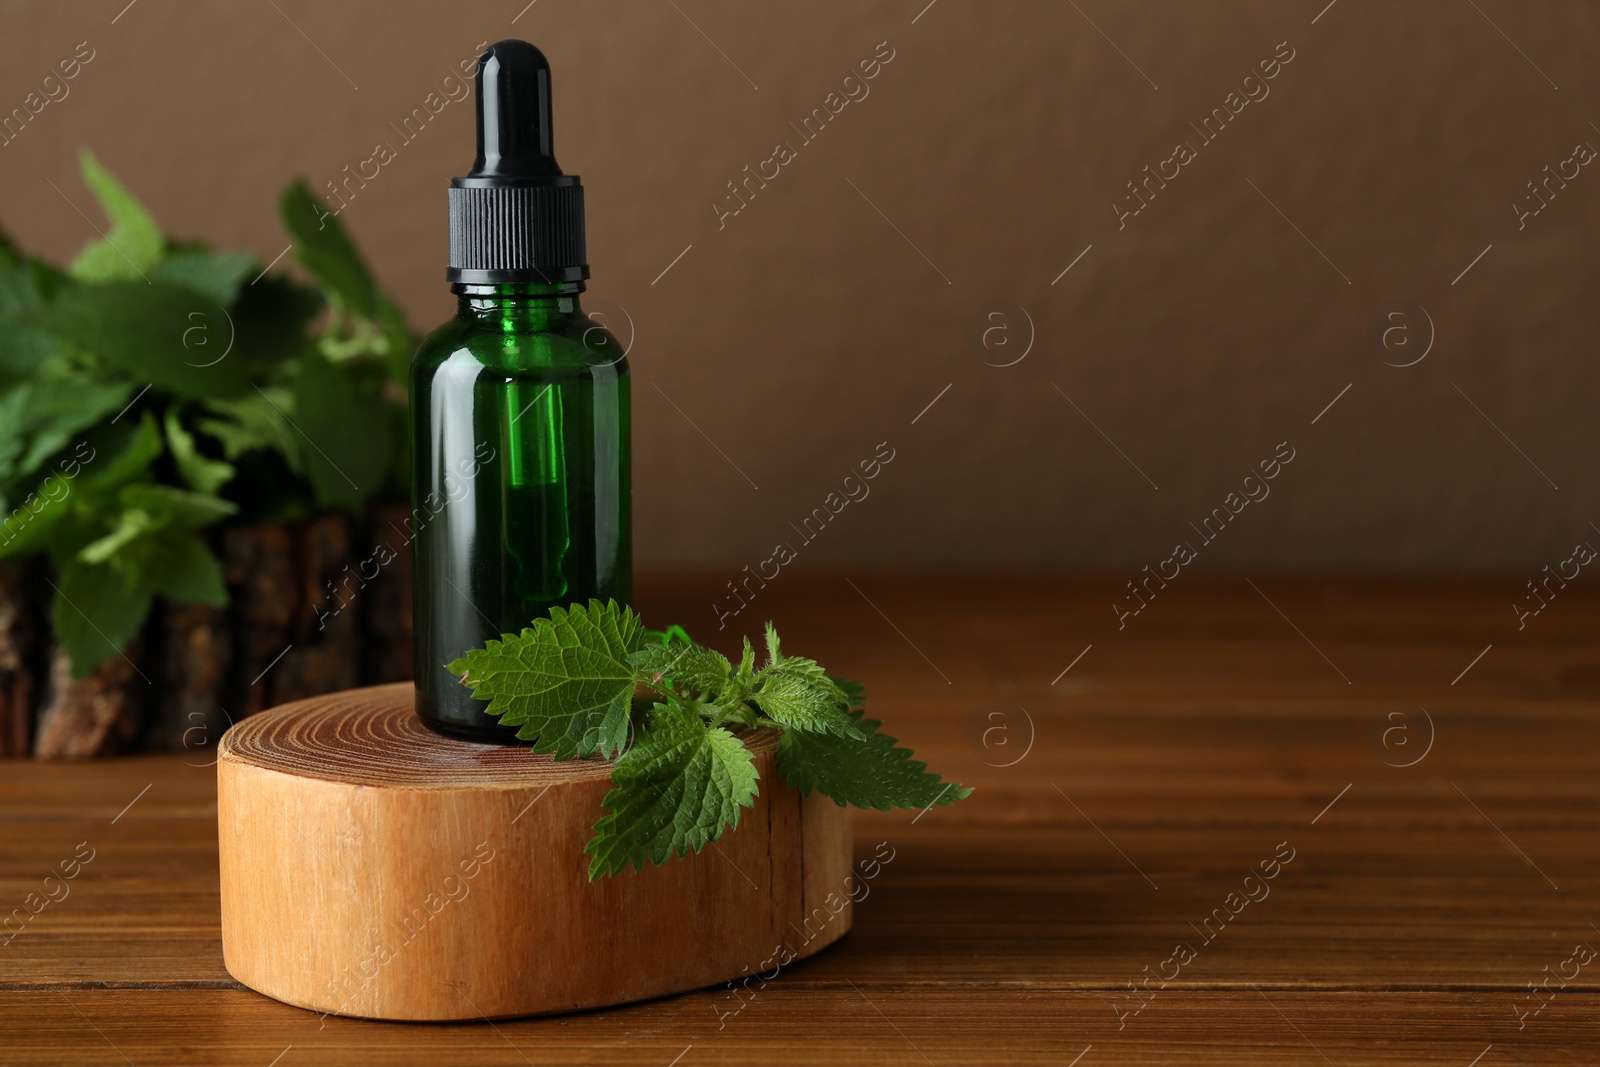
4 576 1597 1065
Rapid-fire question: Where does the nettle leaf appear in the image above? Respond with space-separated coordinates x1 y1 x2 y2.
164 408 235 494
149 249 257 306
52 556 152 679
0 363 132 486
127 525 226 606
76 505 157 564
78 412 164 496
642 624 693 646
26 280 251 398
630 641 731 696
628 641 686 680
196 389 301 468
0 266 36 317
831 676 866 710
76 484 232 567
280 181 378 317
289 353 392 509
55 521 225 678
755 672 863 739
681 645 735 694
231 273 321 372
15 413 162 563
119 483 236 527
0 473 72 559
451 600 645 759
767 652 851 704
0 267 57 380
68 150 163 283
585 702 759 879
451 605 967 876
736 636 756 684
0 225 21 269
3 412 165 562
778 709 971 812
0 333 47 387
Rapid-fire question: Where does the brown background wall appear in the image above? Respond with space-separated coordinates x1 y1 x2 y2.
3 0 1598 575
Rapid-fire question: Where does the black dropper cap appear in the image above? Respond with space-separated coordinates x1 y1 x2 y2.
447 40 587 285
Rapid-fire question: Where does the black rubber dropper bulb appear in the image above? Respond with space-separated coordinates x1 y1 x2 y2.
470 40 562 180
447 39 587 284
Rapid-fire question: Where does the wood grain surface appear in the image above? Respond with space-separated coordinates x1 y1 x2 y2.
216 685 852 1020
3 575 1598 1065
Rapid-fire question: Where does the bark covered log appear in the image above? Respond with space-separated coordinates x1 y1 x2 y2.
1 507 415 758
0 560 41 757
155 601 232 756
32 642 145 758
220 523 295 721
359 503 414 686
266 513 359 705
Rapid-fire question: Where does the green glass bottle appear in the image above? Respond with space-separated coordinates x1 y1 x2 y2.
411 41 630 742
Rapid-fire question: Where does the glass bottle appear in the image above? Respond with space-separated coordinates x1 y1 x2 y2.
410 39 629 742
411 282 629 741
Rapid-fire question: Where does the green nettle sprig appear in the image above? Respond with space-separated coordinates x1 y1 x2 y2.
450 600 971 880
0 150 413 677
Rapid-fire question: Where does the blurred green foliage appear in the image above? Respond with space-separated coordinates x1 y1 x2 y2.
0 151 415 678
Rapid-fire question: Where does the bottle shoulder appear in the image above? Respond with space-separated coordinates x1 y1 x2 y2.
412 313 629 379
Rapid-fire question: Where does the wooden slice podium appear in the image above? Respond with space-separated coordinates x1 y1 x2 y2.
216 683 854 1021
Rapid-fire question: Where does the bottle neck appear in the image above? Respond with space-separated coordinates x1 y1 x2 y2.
454 282 584 330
